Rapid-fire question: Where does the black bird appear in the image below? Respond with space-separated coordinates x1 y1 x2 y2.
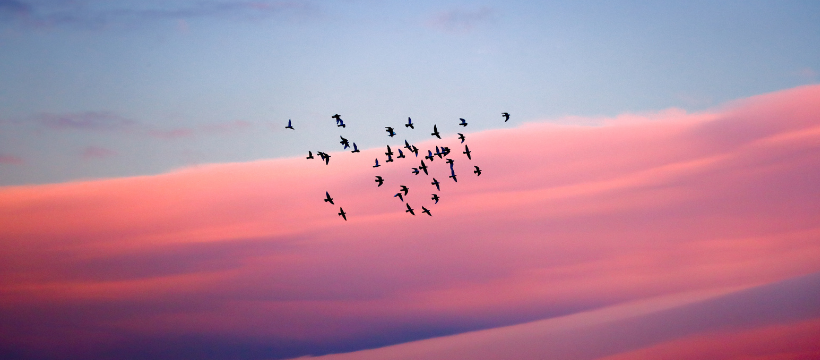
373 159 380 168
385 155 394 163
397 149 405 158
419 160 428 175
337 119 346 128
474 166 482 176
306 151 314 159
338 207 347 221
463 145 471 160
285 119 294 130
435 146 443 159
412 167 419 175
323 153 331 165
386 127 396 137
441 147 451 157
399 185 409 196
450 174 458 182
458 133 466 143
375 176 384 186
385 145 394 158
340 136 350 149
431 193 440 204
324 191 334 205
406 117 414 129
351 143 360 153
446 158 455 167
405 203 415 215
502 112 510 122
394 192 404 202
332 114 346 128
421 206 431 216
431 124 441 139
425 150 435 162
431 178 440 191
459 118 468 127
411 145 419 157
404 140 413 152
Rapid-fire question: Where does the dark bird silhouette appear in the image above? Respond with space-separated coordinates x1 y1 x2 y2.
458 133 466 143
338 207 347 221
446 158 454 167
324 191 334 205
406 117 414 129
474 166 482 176
385 145 394 158
405 203 415 215
435 146 443 159
340 136 350 149
375 176 384 186
317 152 330 165
306 151 314 159
394 192 404 202
385 155 394 163
386 127 396 137
351 143 360 153
425 150 435 162
450 174 458 182
412 167 419 175
285 119 294 130
411 145 419 156
419 160 428 175
373 158 380 168
399 185 409 196
449 167 457 182
459 118 468 127
323 153 331 165
441 147 451 157
404 140 413 152
431 178 440 191
397 149 405 158
431 124 441 139
502 112 510 122
463 145 471 160
332 114 346 128
337 119 346 128
431 193 440 204
421 206 431 216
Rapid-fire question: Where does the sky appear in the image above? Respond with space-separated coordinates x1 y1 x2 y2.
1 1 820 360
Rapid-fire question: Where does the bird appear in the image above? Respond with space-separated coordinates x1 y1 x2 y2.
431 193 440 204
397 149 405 158
446 158 454 167
435 146 443 159
441 147 451 157
474 166 482 176
502 112 510 122
431 178 440 191
337 119 346 128
394 193 404 202
324 191 334 205
285 119 294 130
373 159 380 168
450 174 458 182
412 168 419 175
404 140 413 152
421 206 431 216
419 160 428 175
323 154 331 165
338 207 347 221
459 118 468 127
332 114 346 128
385 155 394 163
458 133 466 143
317 152 330 165
411 145 419 157
425 150 435 162
375 176 384 186
463 145 471 160
385 145 393 157
449 167 457 182
406 117 414 129
340 136 350 149
306 151 314 159
405 203 415 215
386 127 396 137
399 185 409 196
431 124 441 139
351 143 360 153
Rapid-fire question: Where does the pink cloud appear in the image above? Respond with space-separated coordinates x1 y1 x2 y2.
0 154 24 164
0 85 819 359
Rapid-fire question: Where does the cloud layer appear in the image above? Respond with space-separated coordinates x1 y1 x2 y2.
1 85 819 359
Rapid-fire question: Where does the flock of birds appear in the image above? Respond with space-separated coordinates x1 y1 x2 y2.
287 113 511 220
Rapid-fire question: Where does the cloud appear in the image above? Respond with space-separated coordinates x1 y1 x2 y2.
80 146 116 159
0 154 24 164
35 111 136 131
427 7 497 33
0 84 819 359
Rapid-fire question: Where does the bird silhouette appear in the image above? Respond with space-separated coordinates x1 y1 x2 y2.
351 143 360 153
458 133 466 143
431 178 440 191
406 117 414 129
373 159 380 168
397 149 405 158
405 203 415 215
474 166 482 176
412 167 420 175
502 112 510 122
425 150 435 162
431 124 441 139
459 118 468 127
463 145 471 160
419 160 428 175
339 136 350 149
306 151 314 159
431 194 439 204
421 206 431 216
394 192 404 202
338 207 347 221
375 176 384 186
285 119 294 130
399 185 409 196
324 191 334 205
386 127 396 137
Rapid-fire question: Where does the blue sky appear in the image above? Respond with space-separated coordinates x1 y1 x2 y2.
1 0 818 185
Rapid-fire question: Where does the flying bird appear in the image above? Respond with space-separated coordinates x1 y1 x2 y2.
421 206 431 216
324 191 334 205
431 178 440 191
411 145 419 156
431 124 441 139
419 160 428 175
435 146 443 159
450 174 458 182
446 158 454 167
425 150 435 162
397 149 405 158
458 133 466 143
317 152 330 165
405 117 414 129
375 176 384 186
449 167 457 182
351 143 360 153
338 207 347 221
373 159 380 168
332 114 346 128
431 193 440 204
306 151 314 159
386 127 396 137
474 166 482 176
394 193 404 202
340 136 350 149
285 119 294 130
385 155 394 163
405 203 415 215
399 185 409 196
463 145 471 160
502 112 510 122
385 145 394 157
337 119 346 128
404 140 413 151
459 118 468 127
441 146 451 157
412 167 419 175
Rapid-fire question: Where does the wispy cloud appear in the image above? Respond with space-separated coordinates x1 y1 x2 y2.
35 111 136 131
427 7 497 33
0 153 24 164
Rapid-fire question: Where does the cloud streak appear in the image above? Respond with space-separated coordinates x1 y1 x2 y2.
0 85 819 359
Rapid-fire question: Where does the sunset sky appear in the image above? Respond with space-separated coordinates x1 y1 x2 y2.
1 1 820 359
